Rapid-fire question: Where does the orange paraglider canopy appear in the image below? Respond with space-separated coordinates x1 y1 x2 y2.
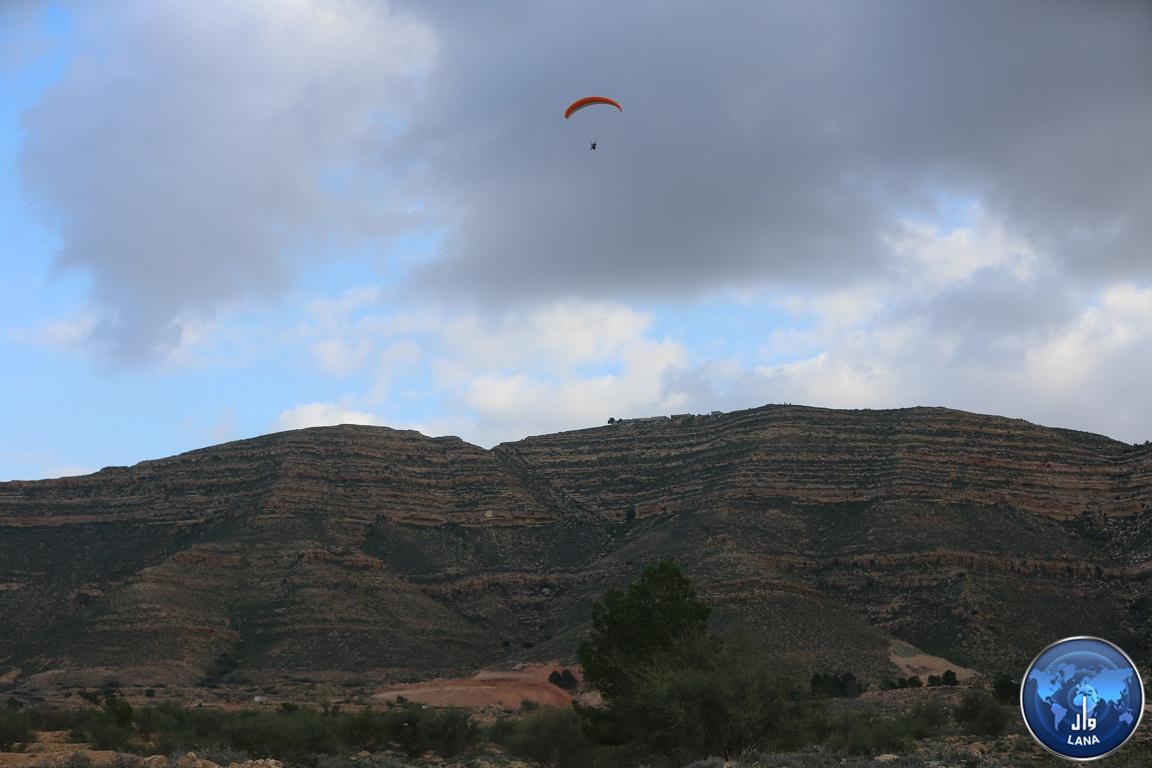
564 96 622 119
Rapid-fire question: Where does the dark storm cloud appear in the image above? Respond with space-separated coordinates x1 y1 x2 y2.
16 0 1151 359
396 0 1151 306
919 272 1077 345
19 0 434 359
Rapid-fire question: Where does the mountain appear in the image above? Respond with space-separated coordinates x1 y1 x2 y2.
1 405 1150 696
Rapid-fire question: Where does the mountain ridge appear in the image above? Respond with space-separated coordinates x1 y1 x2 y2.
1 404 1149 697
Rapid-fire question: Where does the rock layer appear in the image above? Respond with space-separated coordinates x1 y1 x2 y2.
0 405 1149 691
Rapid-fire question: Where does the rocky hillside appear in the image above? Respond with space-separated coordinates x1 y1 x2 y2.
1 405 1149 693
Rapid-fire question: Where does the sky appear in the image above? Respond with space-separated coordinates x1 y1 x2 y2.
1 0 1150 480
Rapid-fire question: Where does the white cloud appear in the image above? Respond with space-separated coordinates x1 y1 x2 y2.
312 336 376 376
280 204 1152 450
885 210 1040 289
276 401 384 431
21 0 437 360
37 311 100 348
655 217 1152 443
440 301 658 372
42 464 95 479
1025 284 1152 394
286 296 687 446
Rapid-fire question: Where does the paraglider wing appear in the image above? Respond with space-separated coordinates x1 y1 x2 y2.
564 96 623 119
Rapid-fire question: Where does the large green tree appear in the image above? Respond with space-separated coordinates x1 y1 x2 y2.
577 559 711 701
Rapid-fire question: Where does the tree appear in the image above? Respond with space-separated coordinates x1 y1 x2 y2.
548 669 579 692
941 669 958 686
577 560 711 701
955 689 1008 736
992 674 1020 704
0 709 32 752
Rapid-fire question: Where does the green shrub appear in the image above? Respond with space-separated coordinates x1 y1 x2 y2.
941 669 958 686
0 708 33 751
103 697 133 728
810 672 866 698
32 708 92 732
192 746 248 767
954 689 1009 736
84 714 134 751
119 701 477 761
904 701 948 739
108 755 143 768
497 706 591 768
992 674 1020 704
407 706 476 757
548 669 579 692
827 714 910 756
585 633 815 760
578 559 711 701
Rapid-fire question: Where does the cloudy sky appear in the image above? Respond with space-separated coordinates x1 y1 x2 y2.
1 0 1150 480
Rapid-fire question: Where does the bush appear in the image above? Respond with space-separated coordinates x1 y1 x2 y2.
826 714 910 756
548 669 579 692
0 708 33 751
584 633 815 761
496 707 591 768
578 560 711 701
405 706 476 757
941 669 958 686
31 708 91 732
684 759 724 768
904 701 948 739
93 701 478 761
810 672 866 698
193 745 249 766
954 689 1009 736
103 697 133 728
108 755 143 768
992 674 1020 704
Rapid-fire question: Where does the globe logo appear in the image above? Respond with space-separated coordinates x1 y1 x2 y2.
1021 636 1145 761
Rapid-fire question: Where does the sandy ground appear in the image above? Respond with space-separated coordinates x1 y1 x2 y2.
373 663 598 710
888 641 978 683
0 731 119 767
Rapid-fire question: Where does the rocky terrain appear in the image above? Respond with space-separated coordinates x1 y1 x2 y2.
1 405 1150 695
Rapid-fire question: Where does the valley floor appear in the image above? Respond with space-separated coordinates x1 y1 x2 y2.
3 737 1152 768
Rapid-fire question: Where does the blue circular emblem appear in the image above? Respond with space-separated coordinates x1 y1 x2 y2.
1021 636 1145 761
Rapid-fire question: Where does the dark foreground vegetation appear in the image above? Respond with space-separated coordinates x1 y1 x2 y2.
1 699 477 762
3 561 1148 768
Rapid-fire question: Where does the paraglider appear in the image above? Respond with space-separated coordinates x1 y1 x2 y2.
564 96 622 119
566 96 621 150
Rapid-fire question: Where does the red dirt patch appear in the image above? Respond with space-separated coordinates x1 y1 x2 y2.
374 663 594 711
